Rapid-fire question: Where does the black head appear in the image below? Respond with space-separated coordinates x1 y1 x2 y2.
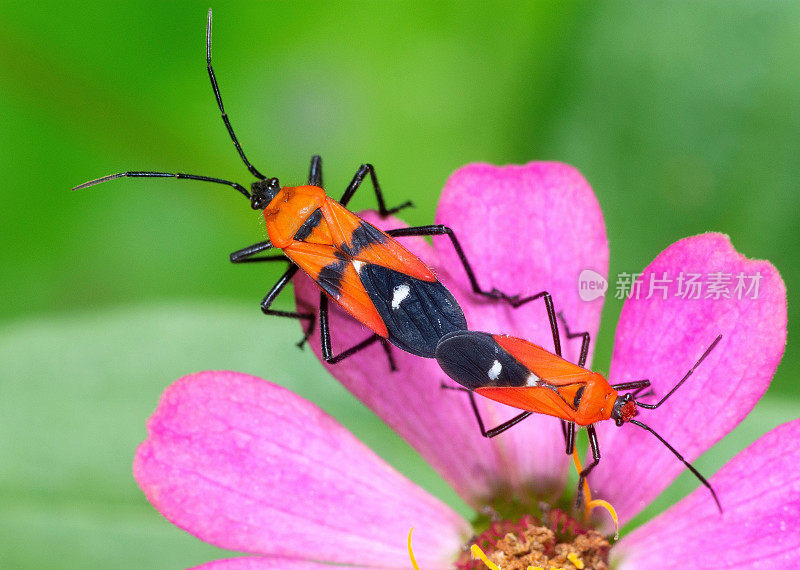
250 177 281 210
610 393 638 426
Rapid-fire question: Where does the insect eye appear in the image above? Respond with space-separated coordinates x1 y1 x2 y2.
250 194 266 210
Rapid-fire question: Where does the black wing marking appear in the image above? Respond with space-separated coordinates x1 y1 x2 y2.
293 208 324 241
435 331 531 390
359 264 467 358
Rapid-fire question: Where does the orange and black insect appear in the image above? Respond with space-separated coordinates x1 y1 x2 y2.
73 10 541 366
436 306 723 512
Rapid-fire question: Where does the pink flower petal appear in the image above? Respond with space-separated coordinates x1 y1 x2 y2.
614 419 800 569
294 163 608 506
435 162 609 364
191 558 375 570
134 371 468 568
591 233 787 525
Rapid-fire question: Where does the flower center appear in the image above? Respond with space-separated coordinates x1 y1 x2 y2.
455 511 611 570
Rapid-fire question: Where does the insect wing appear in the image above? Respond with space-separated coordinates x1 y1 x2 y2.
493 335 589 387
475 386 580 420
283 242 388 337
322 199 436 281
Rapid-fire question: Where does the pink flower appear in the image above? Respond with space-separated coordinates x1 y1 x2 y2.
135 163 790 568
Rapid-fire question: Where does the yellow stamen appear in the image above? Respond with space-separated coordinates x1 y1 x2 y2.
572 448 620 539
586 498 619 540
471 544 501 570
567 552 585 569
407 528 420 570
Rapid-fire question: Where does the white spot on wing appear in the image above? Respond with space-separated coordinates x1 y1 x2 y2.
391 283 411 309
352 260 364 273
525 373 540 387
488 359 502 381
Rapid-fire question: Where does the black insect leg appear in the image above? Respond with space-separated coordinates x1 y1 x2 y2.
384 224 551 310
380 338 397 371
338 163 413 216
308 155 323 187
610 380 651 392
258 266 315 342
557 312 591 368
440 384 533 438
611 380 655 401
393 223 569 358
631 385 655 399
562 419 577 455
229 240 276 262
230 241 316 344
318 294 396 370
206 9 266 180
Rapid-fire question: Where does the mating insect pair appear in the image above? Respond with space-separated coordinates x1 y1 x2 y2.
74 10 553 369
75 9 723 515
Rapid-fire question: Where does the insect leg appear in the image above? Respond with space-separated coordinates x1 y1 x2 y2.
562 420 577 454
339 164 413 216
250 265 316 342
229 240 276 262
610 379 651 391
611 380 655 402
631 385 655 399
229 241 315 345
385 225 547 311
380 338 397 371
318 294 395 369
575 424 601 511
557 311 591 367
440 384 533 438
206 9 266 180
308 155 323 187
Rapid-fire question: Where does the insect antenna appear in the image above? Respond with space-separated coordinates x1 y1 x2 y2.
206 8 266 180
629 419 722 512
71 171 251 199
636 334 722 410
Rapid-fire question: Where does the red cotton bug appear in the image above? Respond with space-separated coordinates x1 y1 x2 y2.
72 10 549 367
436 303 723 512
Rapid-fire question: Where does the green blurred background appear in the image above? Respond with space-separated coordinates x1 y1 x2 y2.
1 1 797 567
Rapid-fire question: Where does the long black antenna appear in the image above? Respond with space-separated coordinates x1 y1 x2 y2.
72 11 263 199
630 419 722 513
637 335 722 410
72 171 251 199
206 8 266 180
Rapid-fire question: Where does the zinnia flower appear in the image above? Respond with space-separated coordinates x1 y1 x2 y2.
135 163 790 568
